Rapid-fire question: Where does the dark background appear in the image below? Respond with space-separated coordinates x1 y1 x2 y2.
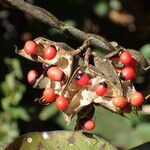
0 0 150 149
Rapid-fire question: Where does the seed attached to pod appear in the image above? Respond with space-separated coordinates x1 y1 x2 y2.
24 40 37 56
44 45 57 60
130 92 144 107
119 50 132 65
43 88 56 102
119 67 135 80
55 96 68 110
47 66 64 81
94 82 108 96
126 58 137 69
75 72 90 87
112 95 127 108
27 70 38 85
83 120 96 131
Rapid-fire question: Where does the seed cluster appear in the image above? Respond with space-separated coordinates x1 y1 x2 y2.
112 50 144 112
24 40 145 131
119 50 137 80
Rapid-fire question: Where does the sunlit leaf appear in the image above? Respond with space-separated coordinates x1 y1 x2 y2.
8 107 30 121
6 131 117 150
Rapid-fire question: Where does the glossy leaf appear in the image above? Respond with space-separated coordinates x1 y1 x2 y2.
6 131 117 150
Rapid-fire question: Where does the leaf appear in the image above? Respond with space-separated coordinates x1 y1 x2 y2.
140 44 150 59
8 107 30 121
39 103 58 121
131 142 150 150
0 122 19 143
4 58 23 79
5 131 117 150
113 123 150 149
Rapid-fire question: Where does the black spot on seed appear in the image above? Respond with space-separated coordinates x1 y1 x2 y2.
75 72 84 80
119 73 126 80
99 82 108 88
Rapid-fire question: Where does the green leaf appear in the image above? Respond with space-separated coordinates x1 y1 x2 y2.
56 107 150 149
5 58 23 79
0 81 11 96
140 44 150 59
39 103 58 121
8 107 30 121
0 122 19 143
6 131 117 150
1 96 12 110
5 73 16 91
114 123 150 149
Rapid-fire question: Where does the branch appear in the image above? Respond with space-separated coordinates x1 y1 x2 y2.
0 0 115 52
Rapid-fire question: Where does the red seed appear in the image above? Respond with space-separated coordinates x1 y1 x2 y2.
83 120 96 131
122 104 132 113
44 45 57 60
112 96 127 108
27 70 38 84
55 96 68 110
24 40 37 56
119 50 132 65
126 58 137 68
94 82 107 96
76 73 90 87
120 67 135 80
43 88 56 102
130 92 144 107
47 66 64 81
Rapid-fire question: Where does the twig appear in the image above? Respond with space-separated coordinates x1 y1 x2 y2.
0 0 115 52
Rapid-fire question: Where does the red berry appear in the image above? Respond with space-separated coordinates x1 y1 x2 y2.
47 66 64 81
122 104 132 113
94 82 107 96
43 88 56 102
126 58 137 68
83 120 95 131
130 92 144 107
44 45 57 60
119 67 135 80
119 50 132 65
75 72 90 87
27 70 38 84
24 40 37 56
55 96 68 110
112 96 127 108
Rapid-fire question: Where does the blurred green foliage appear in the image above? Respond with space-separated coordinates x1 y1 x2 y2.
0 0 150 149
0 58 30 143
140 44 150 59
